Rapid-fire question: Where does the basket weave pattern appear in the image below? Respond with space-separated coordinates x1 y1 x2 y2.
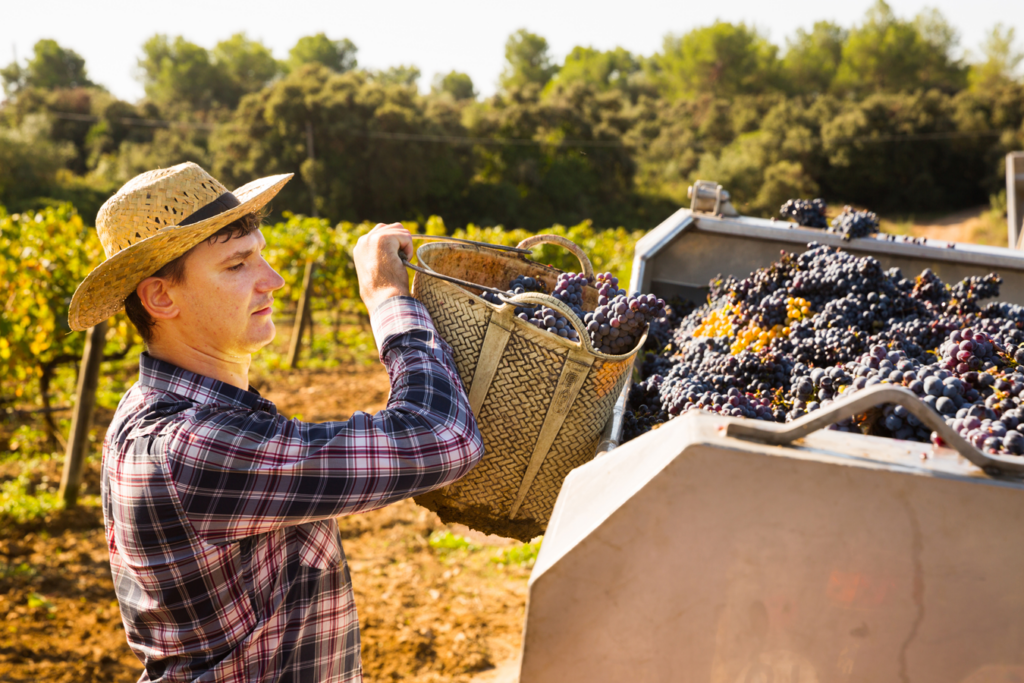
411 238 642 540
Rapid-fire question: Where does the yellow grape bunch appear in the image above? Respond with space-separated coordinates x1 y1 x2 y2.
693 296 814 356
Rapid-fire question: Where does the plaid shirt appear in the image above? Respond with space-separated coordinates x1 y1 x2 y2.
101 296 483 683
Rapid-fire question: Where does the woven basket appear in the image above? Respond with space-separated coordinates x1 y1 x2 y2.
411 235 644 541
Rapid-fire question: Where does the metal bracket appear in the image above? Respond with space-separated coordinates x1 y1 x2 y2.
688 180 739 217
725 385 1024 478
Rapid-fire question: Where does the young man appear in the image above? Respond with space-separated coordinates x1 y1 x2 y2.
67 162 484 682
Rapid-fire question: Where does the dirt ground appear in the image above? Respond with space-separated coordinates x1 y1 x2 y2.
0 363 529 682
884 205 1007 246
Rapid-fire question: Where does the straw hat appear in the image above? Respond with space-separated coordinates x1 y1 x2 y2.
68 162 293 331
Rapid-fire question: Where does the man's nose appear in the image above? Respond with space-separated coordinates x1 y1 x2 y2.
259 259 286 292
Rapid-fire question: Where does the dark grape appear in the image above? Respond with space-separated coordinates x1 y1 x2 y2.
829 207 879 241
779 198 827 228
622 238 1024 459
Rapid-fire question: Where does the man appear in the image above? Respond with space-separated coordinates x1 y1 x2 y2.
67 162 484 682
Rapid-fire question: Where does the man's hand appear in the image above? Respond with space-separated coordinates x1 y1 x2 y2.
354 222 414 314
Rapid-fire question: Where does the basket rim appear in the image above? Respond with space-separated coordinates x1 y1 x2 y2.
414 241 648 361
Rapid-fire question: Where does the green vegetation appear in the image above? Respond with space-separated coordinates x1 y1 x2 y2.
491 541 542 567
1 1 1021 227
428 530 481 555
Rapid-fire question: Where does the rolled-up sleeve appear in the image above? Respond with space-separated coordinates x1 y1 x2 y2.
164 296 484 544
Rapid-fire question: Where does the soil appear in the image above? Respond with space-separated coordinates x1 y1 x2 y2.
904 206 990 244
0 363 529 682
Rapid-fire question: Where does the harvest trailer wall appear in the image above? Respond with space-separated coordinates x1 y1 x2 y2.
629 208 1024 307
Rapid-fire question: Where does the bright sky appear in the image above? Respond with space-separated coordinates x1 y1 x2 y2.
3 0 1022 102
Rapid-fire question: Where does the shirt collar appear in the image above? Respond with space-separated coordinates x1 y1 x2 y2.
138 352 277 414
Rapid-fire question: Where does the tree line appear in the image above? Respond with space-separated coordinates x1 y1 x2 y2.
1 0 1023 229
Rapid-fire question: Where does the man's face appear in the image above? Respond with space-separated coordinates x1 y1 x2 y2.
169 229 285 356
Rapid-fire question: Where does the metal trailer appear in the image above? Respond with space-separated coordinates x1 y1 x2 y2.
519 185 1024 683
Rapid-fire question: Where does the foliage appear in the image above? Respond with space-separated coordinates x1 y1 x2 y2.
0 205 138 411
428 530 480 555
210 33 281 106
0 115 76 208
783 22 847 96
287 33 358 74
136 33 280 113
649 22 781 98
970 25 1024 91
833 1 967 95
431 71 476 101
2 10 1024 230
212 65 473 224
371 65 422 87
549 47 642 94
262 213 644 311
1 39 94 96
500 29 559 91
490 540 542 567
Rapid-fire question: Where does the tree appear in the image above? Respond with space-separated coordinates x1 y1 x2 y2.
431 71 476 100
499 29 559 91
287 33 358 73
969 24 1023 91
782 22 847 95
549 46 641 93
2 39 94 95
210 65 473 223
649 22 781 98
212 33 280 102
833 1 967 94
371 65 421 87
136 35 232 112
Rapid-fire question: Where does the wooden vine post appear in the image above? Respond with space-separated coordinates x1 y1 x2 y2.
288 259 316 368
59 319 107 507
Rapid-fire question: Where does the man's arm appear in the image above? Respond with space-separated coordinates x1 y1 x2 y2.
164 222 484 544
164 294 483 544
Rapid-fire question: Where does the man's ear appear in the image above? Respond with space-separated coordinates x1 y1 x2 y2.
136 276 180 322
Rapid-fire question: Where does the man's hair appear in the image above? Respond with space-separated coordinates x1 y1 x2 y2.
124 211 266 345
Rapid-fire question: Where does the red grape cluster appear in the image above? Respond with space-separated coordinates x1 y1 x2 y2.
829 207 879 241
483 269 665 353
585 293 667 355
780 198 828 228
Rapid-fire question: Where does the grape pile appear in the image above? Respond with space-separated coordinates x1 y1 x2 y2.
780 198 828 228
829 206 880 241
625 241 1024 458
481 270 667 354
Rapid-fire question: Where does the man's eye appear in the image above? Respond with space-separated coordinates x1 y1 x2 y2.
228 263 245 271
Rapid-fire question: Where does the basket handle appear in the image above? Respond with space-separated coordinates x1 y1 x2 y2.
725 384 1024 477
499 292 596 352
517 234 595 280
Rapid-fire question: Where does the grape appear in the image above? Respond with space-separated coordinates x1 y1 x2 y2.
481 269 667 350
779 198 827 228
829 207 879 241
623 238 1024 459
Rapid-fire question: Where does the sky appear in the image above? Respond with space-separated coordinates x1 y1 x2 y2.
3 0 1022 102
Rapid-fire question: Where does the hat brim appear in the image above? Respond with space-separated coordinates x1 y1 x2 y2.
68 173 293 331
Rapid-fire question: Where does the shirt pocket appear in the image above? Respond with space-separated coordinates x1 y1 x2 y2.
294 519 342 571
